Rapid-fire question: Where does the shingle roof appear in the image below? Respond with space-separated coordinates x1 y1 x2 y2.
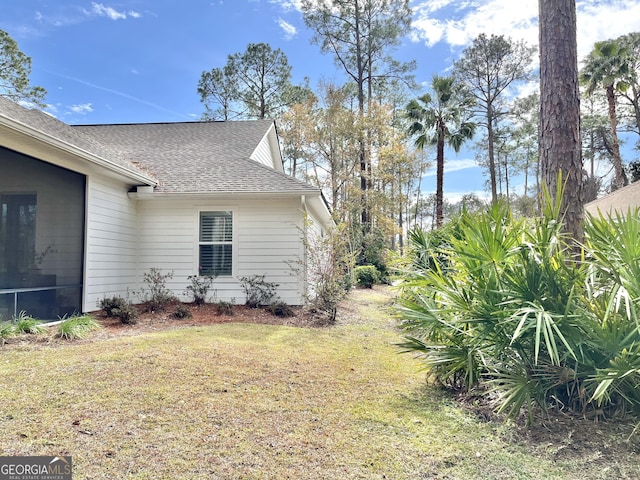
0 97 155 182
585 181 640 215
73 121 320 195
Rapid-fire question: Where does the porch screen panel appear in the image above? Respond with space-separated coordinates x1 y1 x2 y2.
199 211 232 276
0 147 85 320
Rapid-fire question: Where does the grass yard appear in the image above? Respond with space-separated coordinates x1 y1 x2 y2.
1 288 638 479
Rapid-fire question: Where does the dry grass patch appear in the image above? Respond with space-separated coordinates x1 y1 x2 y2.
0 287 638 479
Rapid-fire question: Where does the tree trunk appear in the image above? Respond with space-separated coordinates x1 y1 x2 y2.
633 85 640 135
539 0 583 241
353 1 369 231
524 147 530 196
436 128 445 228
505 156 510 200
605 84 627 189
487 106 498 203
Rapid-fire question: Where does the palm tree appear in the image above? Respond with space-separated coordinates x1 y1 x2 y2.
581 39 630 190
406 76 476 228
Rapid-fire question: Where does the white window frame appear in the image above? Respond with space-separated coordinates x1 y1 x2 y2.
197 208 235 277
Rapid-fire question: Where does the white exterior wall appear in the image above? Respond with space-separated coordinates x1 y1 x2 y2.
136 196 306 305
250 126 284 172
84 174 139 310
250 138 276 169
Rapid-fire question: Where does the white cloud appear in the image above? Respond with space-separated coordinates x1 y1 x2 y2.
277 17 297 39
411 0 640 59
47 71 193 119
91 3 126 20
88 3 142 21
423 158 479 177
412 0 538 49
69 103 93 114
270 0 304 11
445 190 491 203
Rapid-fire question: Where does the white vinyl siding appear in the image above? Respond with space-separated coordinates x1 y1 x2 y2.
249 125 284 172
136 197 305 305
84 174 139 310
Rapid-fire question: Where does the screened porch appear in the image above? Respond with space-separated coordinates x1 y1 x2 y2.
0 147 85 321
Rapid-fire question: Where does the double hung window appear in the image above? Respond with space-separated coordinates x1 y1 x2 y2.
199 211 232 276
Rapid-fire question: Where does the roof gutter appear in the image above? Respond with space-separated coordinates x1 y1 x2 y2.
0 114 158 186
128 189 323 199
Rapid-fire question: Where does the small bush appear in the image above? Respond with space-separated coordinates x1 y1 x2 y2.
99 296 128 317
268 301 294 318
0 321 15 345
114 302 138 325
172 304 192 320
239 275 279 308
13 311 45 334
354 265 379 289
185 275 216 305
214 301 234 316
140 268 177 312
57 315 101 340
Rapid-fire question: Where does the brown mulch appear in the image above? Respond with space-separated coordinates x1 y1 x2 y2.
0 301 332 350
93 301 329 341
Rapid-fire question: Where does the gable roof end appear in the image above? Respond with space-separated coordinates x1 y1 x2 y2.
73 121 318 195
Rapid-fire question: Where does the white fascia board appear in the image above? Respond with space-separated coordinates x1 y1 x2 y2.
127 190 318 200
0 114 158 186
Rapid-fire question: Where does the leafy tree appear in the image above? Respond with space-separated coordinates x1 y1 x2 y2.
301 0 414 235
406 75 476 228
453 33 535 204
280 82 360 215
582 95 615 197
198 43 310 120
581 39 630 189
197 65 238 120
616 32 640 139
372 100 422 253
0 30 46 106
279 92 317 178
510 93 540 208
629 160 640 183
539 0 583 240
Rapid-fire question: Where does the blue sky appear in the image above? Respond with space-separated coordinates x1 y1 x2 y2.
2 0 640 201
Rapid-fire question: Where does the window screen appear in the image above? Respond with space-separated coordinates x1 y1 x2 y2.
199 211 232 276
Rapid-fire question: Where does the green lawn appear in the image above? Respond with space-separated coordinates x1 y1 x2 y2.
0 288 638 479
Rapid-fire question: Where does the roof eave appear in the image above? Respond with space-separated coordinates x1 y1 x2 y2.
0 113 158 186
127 189 321 200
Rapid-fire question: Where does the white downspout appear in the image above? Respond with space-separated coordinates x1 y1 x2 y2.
301 195 308 304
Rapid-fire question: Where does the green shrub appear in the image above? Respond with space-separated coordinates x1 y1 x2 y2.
354 265 379 289
140 268 177 312
57 315 101 340
13 311 45 334
398 195 640 424
292 220 354 324
239 275 278 308
117 302 138 325
185 275 216 305
268 301 294 318
172 304 192 319
100 296 138 325
0 321 15 345
99 296 128 317
214 301 234 316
